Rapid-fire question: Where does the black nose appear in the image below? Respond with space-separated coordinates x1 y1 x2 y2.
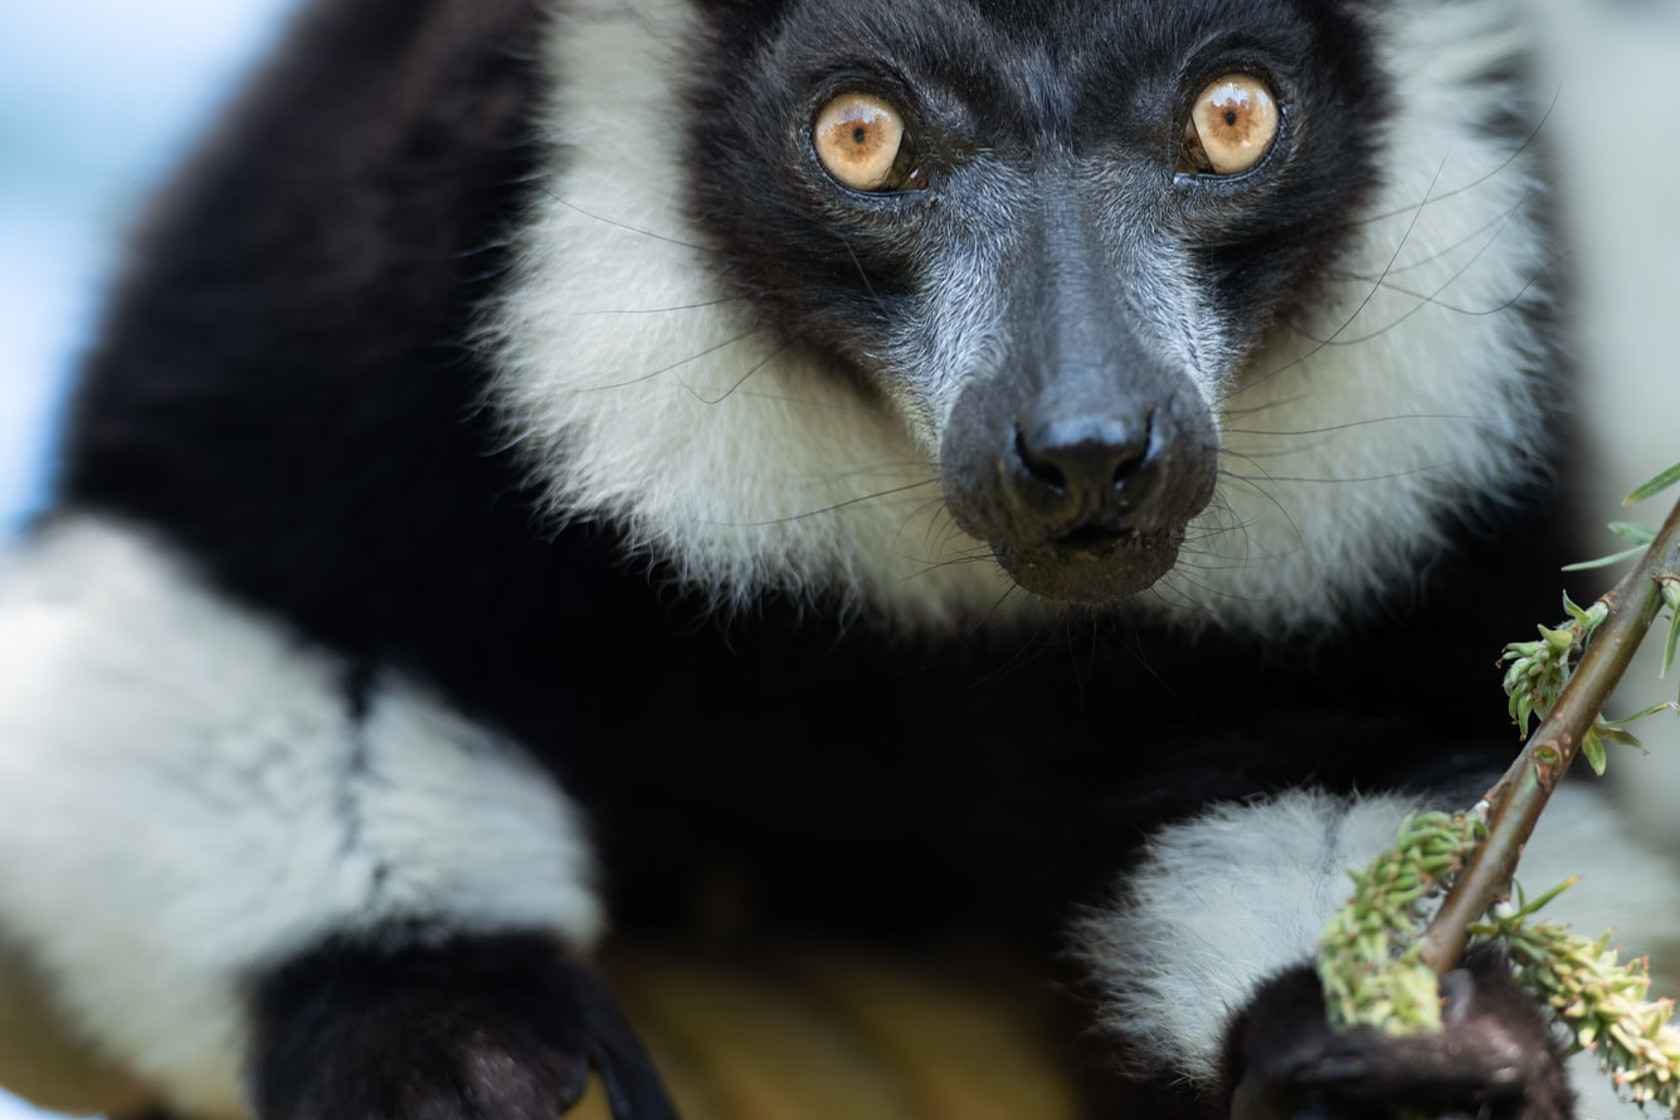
1013 412 1154 527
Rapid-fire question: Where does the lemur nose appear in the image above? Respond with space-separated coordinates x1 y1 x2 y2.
1013 413 1154 528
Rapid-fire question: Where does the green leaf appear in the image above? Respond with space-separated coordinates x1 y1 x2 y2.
1517 876 1579 918
1563 545 1650 572
1596 724 1644 751
1608 521 1659 544
1625 460 1680 504
1582 729 1608 775
1601 702 1678 728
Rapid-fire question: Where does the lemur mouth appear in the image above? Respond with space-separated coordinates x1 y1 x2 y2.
1055 522 1136 550
990 524 1184 605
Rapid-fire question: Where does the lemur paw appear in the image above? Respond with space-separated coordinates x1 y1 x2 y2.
252 933 676 1120
1225 950 1573 1120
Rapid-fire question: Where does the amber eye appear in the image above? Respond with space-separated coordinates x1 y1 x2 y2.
813 93 923 192
1179 74 1280 176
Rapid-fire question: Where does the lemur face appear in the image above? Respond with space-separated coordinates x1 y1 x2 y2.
684 0 1386 605
493 0 1554 630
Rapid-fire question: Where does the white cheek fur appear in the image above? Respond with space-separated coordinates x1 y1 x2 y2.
487 0 1022 631
491 0 1554 634
1186 0 1556 630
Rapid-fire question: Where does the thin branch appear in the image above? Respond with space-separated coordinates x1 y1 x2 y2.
1416 494 1680 974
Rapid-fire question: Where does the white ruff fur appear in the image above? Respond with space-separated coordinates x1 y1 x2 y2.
1076 785 1680 1120
491 0 1551 631
1202 0 1553 628
491 0 1014 630
0 518 603 1120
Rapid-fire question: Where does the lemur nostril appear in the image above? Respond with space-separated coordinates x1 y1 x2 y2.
1015 427 1068 492
1016 414 1151 512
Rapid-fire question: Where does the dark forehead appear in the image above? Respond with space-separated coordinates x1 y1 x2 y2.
764 0 1338 61
753 0 1356 126
959 0 1324 40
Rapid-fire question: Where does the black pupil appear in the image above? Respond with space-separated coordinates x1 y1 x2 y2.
852 125 868 145
1224 109 1238 126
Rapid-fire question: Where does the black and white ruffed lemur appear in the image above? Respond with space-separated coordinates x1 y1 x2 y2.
1 1 1676 1119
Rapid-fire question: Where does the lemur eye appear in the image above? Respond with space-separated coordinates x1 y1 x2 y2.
1179 74 1279 176
813 93 925 192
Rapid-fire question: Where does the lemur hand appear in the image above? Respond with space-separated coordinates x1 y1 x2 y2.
251 934 676 1120
1226 949 1573 1120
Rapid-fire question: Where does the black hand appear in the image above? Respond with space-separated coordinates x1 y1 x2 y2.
1225 949 1572 1120
252 932 677 1120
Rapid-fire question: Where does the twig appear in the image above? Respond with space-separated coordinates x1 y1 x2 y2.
1415 495 1680 975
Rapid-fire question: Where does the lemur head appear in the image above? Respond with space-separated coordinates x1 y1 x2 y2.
492 0 1555 630
683 0 1386 606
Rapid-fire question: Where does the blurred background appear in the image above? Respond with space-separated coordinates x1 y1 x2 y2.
1 2 1676 1119
0 0 299 546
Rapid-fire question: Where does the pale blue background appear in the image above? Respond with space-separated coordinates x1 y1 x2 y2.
0 0 298 543
0 6 298 1115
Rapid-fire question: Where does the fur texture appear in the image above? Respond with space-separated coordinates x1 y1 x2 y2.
0 0 1666 1117
492 0 1553 630
0 516 601 1118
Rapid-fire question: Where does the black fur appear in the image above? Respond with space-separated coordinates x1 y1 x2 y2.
252 932 675 1120
61 0 555 678
43 0 1578 1116
55 0 1568 935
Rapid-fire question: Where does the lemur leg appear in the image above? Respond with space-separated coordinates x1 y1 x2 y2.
0 516 672 1120
1076 787 1680 1120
